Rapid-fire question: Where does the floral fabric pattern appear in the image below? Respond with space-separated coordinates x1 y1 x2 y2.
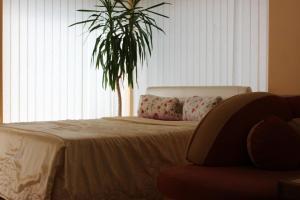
183 96 222 121
138 95 182 121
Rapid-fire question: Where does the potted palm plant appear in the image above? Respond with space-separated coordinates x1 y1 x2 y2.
71 0 168 116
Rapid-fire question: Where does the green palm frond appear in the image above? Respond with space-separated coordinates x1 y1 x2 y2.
70 0 168 91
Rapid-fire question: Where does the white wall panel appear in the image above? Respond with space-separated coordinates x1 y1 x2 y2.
3 0 128 123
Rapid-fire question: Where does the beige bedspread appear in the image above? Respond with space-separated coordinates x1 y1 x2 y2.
0 117 198 200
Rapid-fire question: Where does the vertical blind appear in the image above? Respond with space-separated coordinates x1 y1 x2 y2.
3 0 128 123
4 0 269 121
134 0 269 112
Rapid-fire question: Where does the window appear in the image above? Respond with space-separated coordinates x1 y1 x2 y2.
3 0 128 123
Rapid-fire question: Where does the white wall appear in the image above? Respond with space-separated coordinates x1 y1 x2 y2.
3 0 129 123
134 0 269 112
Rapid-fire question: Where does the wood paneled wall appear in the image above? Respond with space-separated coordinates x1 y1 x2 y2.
0 0 3 123
269 0 300 95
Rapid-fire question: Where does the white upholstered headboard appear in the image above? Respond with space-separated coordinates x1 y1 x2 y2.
146 86 252 99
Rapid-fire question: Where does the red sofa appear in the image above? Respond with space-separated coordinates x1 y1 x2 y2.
157 94 300 200
158 165 300 199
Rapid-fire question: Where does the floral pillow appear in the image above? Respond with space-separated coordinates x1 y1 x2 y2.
183 96 222 121
138 95 182 121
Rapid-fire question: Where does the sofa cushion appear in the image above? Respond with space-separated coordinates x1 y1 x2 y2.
157 165 300 200
247 116 300 170
186 92 293 166
285 96 300 118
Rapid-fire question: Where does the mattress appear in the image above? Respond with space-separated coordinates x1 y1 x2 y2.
0 117 198 200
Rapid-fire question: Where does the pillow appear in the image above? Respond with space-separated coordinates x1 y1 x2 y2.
247 116 300 170
138 95 182 121
186 92 293 166
182 96 222 121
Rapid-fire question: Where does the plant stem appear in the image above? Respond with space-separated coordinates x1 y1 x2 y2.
128 0 134 8
116 78 122 117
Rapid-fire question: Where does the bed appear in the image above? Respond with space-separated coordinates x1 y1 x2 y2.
0 86 251 200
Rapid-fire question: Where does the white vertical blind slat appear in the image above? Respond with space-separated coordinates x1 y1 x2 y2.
220 0 228 85
60 0 69 120
259 0 269 90
227 0 235 85
11 0 20 122
250 0 259 90
3 0 11 122
199 0 207 86
27 0 36 121
44 0 53 120
36 0 45 120
19 0 28 122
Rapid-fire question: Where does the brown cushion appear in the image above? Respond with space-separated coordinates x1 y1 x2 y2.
157 165 300 200
248 116 300 170
285 96 300 118
187 92 293 166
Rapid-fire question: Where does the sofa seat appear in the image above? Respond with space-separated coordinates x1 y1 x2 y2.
157 165 300 200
